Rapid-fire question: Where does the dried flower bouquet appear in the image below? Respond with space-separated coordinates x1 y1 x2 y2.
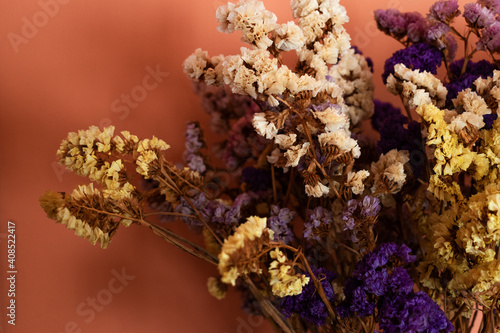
41 0 500 332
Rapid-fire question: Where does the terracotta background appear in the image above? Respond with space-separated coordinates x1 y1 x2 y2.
0 0 467 332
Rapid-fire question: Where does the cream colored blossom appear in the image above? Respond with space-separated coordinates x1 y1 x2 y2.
268 248 310 297
318 131 361 158
252 112 278 139
274 21 305 51
284 142 310 167
346 170 370 195
290 0 319 18
183 48 209 80
371 149 409 194
274 133 297 149
305 181 330 197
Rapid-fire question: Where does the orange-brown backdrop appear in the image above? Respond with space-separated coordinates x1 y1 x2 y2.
0 0 464 332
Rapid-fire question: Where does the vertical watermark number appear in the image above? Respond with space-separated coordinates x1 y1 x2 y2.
6 221 17 326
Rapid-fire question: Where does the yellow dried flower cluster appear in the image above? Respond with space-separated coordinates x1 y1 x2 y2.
42 126 176 248
218 216 273 285
416 98 500 309
268 248 310 297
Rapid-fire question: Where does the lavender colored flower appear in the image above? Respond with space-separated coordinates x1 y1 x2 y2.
479 0 500 14
341 199 359 231
378 292 454 332
382 43 442 83
280 267 336 326
463 3 496 28
174 193 207 230
426 22 450 49
483 113 498 129
341 196 381 231
304 207 333 241
428 0 460 22
184 122 207 174
375 9 427 42
268 205 296 244
361 196 381 217
478 22 500 52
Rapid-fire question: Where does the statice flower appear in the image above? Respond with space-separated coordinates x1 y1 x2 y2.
303 207 333 241
483 113 498 129
428 0 460 23
280 267 336 326
371 99 402 132
378 291 454 333
477 22 500 52
444 58 497 107
337 243 421 319
463 2 496 28
268 205 296 244
382 43 443 83
184 122 206 174
374 9 427 42
341 196 381 231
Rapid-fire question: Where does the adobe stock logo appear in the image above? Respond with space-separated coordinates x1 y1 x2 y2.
7 0 73 53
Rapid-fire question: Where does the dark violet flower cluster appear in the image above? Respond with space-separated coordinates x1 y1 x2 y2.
268 205 296 245
382 43 443 83
184 122 206 174
444 58 497 107
303 207 333 241
378 291 454 333
374 109 425 176
280 267 336 326
341 196 381 231
241 167 272 192
483 113 498 129
337 243 453 332
371 100 402 132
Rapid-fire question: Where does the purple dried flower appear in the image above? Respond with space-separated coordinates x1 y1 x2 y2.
483 113 498 129
428 0 460 22
280 267 336 326
304 207 333 241
361 196 381 217
378 292 454 332
371 100 402 132
478 22 500 51
479 0 500 14
463 3 496 28
444 59 497 107
382 43 442 83
268 205 296 244
426 22 451 49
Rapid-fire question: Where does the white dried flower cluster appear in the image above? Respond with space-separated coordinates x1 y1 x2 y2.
216 0 278 49
346 170 370 195
386 64 448 109
444 89 491 133
371 149 410 194
328 48 375 125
